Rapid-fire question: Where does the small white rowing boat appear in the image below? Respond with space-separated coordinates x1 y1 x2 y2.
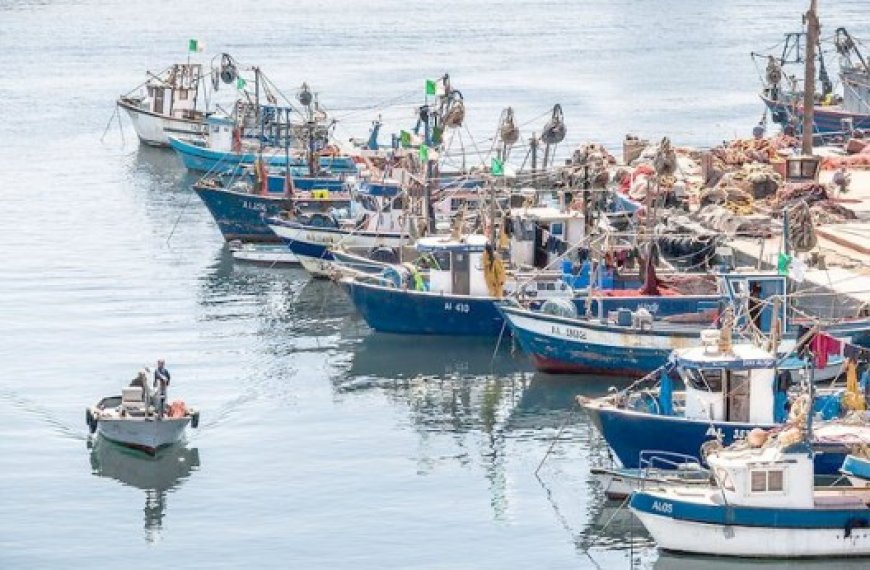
86 384 199 455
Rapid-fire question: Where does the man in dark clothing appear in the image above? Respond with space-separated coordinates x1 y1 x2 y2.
153 359 170 417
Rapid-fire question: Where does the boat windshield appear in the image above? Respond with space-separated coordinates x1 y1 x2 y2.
681 368 723 392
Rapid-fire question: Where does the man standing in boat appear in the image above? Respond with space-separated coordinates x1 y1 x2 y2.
153 359 171 418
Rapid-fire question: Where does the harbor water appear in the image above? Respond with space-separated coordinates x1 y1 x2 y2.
1 1 868 567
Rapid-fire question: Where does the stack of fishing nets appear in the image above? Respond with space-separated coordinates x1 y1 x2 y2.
710 135 798 168
771 182 858 226
619 138 702 203
820 144 870 170
561 142 615 188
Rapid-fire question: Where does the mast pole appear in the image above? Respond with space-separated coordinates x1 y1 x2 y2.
802 0 819 155
255 67 263 152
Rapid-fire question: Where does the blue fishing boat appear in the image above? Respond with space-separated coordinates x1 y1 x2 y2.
340 230 724 337
579 326 870 476
340 235 510 336
758 26 870 136
500 270 870 376
169 130 358 174
192 176 350 242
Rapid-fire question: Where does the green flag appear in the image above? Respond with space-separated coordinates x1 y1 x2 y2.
188 39 199 53
425 79 437 96
491 157 504 176
777 252 792 276
400 130 411 148
236 77 246 90
419 144 429 162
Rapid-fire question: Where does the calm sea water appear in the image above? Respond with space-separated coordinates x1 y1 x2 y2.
1 1 868 568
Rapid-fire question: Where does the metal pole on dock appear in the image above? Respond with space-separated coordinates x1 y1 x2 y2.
530 134 538 186
802 0 819 155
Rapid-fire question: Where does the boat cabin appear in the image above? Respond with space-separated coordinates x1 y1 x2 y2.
719 273 788 333
205 115 236 151
676 334 779 424
415 235 489 296
351 180 407 233
707 444 815 509
508 206 586 269
142 63 204 120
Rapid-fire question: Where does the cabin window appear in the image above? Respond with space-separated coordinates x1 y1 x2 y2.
428 251 450 271
179 89 189 100
750 471 766 492
683 368 723 392
768 470 784 491
750 469 784 492
551 222 563 236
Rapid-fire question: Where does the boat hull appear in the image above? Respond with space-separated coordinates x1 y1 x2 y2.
270 222 407 262
340 279 506 336
194 185 289 242
501 306 695 376
584 403 847 475
118 100 206 147
760 94 870 134
168 136 358 173
632 491 870 557
96 417 190 454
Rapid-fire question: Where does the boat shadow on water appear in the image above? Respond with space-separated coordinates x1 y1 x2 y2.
88 438 201 543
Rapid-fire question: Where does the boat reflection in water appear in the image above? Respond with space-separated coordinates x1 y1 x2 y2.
654 552 870 570
88 439 201 542
345 334 533 380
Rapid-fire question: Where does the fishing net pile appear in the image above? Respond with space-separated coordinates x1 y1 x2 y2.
770 182 858 225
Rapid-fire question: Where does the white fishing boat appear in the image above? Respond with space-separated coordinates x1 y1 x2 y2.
86 378 199 454
117 62 210 147
630 436 870 558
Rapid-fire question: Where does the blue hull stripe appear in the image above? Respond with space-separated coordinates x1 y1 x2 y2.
631 491 870 528
169 137 357 173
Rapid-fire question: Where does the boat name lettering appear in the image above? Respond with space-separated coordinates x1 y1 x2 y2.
241 200 267 212
638 302 659 314
651 500 673 514
444 302 470 313
551 325 586 339
305 233 336 245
